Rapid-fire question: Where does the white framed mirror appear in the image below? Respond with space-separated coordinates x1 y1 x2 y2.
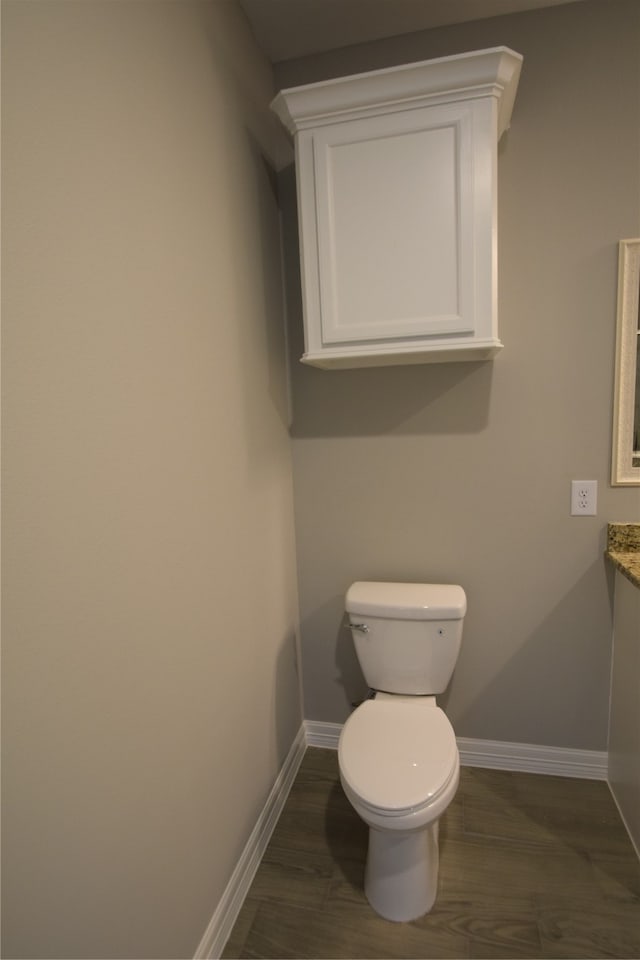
611 238 640 485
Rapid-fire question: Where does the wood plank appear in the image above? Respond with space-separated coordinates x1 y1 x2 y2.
222 748 640 959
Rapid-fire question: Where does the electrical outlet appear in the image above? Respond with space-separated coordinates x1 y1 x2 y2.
571 480 597 516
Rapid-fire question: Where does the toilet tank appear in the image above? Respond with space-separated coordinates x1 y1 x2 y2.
346 582 466 695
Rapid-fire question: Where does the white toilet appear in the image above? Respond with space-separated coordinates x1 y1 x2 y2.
338 580 466 923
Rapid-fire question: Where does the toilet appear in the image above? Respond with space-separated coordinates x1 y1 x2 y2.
338 581 466 923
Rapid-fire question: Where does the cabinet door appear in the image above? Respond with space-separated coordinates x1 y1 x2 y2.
298 99 490 352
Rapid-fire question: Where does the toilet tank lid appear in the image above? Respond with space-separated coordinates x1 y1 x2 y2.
346 582 466 620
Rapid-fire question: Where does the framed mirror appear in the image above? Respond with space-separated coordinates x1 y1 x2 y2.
611 238 640 485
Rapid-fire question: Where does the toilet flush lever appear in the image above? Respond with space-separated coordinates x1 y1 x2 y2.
350 622 369 634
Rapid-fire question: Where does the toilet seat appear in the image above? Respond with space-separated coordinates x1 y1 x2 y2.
338 697 458 818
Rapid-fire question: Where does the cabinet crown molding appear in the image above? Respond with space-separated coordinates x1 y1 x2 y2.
271 46 522 139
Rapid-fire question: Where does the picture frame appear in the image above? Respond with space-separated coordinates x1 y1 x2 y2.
611 238 640 485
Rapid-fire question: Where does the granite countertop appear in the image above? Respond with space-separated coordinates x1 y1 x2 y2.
606 523 640 590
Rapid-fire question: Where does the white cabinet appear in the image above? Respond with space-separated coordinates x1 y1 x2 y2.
608 570 640 854
272 47 522 369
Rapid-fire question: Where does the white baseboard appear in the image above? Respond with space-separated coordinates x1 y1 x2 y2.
304 720 607 780
304 719 343 749
194 724 307 960
456 736 608 780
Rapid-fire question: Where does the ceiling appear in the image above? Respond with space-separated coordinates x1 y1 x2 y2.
238 0 583 63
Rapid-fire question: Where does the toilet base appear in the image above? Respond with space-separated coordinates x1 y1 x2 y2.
365 820 439 923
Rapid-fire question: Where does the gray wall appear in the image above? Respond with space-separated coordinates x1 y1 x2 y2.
278 0 640 747
2 2 301 957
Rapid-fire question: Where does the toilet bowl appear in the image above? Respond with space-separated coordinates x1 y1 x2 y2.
339 693 459 922
338 581 466 922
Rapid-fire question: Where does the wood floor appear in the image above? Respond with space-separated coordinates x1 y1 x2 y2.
222 747 640 959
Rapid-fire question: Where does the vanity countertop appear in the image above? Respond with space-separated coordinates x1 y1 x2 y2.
606 523 640 590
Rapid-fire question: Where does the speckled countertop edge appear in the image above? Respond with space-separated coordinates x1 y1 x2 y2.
606 523 640 590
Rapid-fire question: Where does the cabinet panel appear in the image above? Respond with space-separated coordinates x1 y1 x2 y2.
313 105 473 345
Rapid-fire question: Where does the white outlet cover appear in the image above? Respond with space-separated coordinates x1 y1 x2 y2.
570 480 597 516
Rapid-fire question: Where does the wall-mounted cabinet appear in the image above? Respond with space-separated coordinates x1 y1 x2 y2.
272 47 522 369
